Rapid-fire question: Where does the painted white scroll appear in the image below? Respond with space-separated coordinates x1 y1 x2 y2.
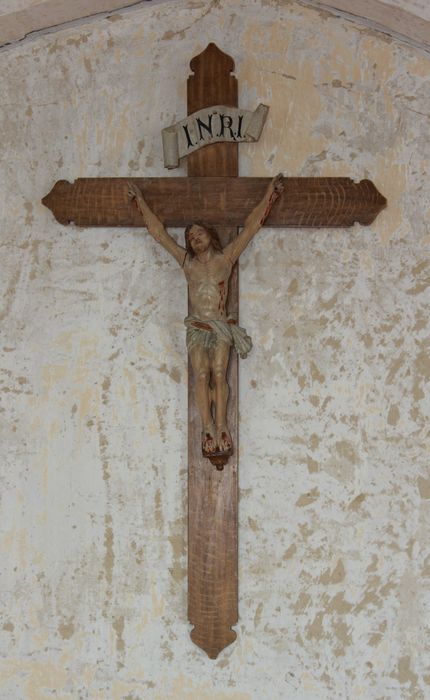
162 103 269 169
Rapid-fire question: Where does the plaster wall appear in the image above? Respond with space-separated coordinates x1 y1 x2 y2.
0 0 45 15
1 0 430 22
384 0 430 21
0 0 429 698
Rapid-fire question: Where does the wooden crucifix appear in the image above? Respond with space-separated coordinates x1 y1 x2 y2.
42 43 386 659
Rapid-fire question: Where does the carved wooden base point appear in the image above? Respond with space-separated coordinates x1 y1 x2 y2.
190 625 237 659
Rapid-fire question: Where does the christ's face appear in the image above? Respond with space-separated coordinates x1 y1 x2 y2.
188 224 212 254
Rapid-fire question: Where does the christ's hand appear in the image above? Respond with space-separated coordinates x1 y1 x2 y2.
127 181 153 221
266 172 284 200
258 172 284 226
127 181 144 209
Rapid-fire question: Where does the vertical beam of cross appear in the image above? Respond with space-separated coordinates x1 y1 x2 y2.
187 43 239 659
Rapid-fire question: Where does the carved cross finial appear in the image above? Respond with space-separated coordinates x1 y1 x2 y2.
190 42 235 75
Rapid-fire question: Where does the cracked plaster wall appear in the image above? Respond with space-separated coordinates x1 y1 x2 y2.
0 0 429 698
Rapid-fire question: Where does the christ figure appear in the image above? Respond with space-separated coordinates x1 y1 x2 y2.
128 174 284 459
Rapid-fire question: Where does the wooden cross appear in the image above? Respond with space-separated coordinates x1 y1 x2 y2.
42 43 386 659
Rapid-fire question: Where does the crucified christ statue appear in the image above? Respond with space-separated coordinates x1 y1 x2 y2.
128 174 284 460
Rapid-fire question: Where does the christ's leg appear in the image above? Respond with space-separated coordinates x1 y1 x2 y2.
211 339 232 453
189 344 216 454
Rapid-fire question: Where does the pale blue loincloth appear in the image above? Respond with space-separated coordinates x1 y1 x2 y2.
184 315 252 359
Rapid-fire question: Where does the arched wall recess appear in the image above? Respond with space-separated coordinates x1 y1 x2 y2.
0 0 429 53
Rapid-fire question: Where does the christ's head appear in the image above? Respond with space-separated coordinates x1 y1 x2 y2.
184 222 223 257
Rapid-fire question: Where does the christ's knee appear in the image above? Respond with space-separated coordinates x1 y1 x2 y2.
196 369 210 388
213 366 228 389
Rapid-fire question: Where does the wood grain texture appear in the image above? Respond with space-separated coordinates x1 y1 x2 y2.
42 176 387 228
187 43 239 660
187 42 238 177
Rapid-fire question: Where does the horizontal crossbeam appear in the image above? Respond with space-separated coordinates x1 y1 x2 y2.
42 176 386 229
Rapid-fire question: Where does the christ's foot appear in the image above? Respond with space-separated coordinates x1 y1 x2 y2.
202 424 217 456
216 425 233 454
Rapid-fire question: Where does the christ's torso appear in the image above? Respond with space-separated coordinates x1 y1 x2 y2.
183 250 232 320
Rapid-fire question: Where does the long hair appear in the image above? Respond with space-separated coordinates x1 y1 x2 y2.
184 222 223 258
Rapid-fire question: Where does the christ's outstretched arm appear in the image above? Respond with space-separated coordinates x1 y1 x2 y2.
128 181 186 266
223 173 284 264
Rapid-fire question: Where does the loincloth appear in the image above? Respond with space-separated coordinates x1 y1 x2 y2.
184 315 252 359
